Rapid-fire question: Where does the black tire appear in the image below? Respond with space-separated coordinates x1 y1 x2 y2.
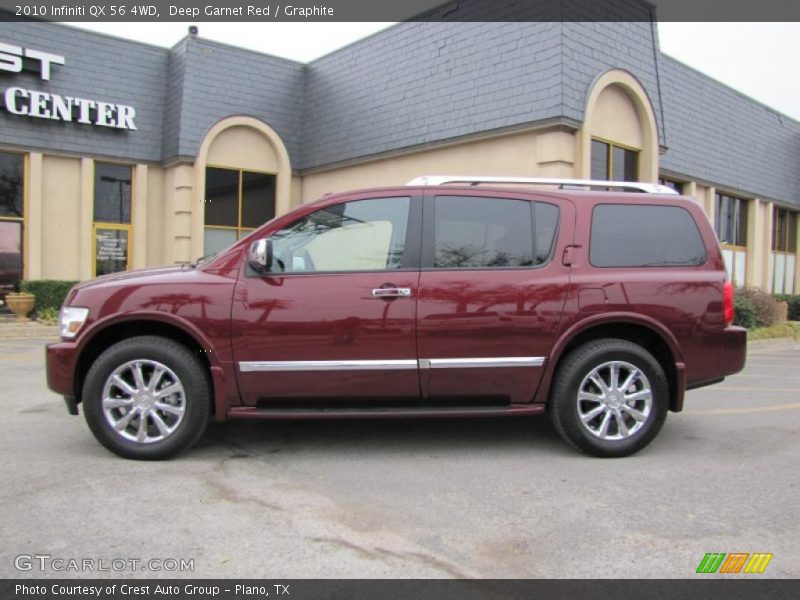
82 336 210 460
549 338 669 458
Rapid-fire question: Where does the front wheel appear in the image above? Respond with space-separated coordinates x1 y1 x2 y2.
82 336 210 460
549 339 669 458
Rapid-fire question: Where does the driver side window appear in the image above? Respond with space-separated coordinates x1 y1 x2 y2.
271 197 411 273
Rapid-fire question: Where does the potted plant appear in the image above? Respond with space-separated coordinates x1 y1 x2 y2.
5 281 35 320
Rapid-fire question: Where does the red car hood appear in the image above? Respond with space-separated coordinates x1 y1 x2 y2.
72 266 189 290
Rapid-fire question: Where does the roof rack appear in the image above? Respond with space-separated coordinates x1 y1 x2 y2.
406 175 679 195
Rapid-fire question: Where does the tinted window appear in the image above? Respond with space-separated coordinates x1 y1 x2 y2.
590 140 609 181
205 167 239 228
241 172 276 228
715 193 747 246
612 146 638 182
204 167 277 257
590 204 707 267
94 163 132 224
0 221 23 298
433 196 542 269
271 197 410 273
591 140 639 182
0 152 23 219
534 202 559 264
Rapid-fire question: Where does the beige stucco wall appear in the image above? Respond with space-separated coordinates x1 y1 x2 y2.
300 127 575 203
206 125 281 172
746 198 772 289
145 166 165 267
590 85 643 149
577 70 659 182
41 155 82 280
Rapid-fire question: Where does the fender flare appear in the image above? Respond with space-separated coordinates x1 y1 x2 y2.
535 312 685 408
73 311 232 420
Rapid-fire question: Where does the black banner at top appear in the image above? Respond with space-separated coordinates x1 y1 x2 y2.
0 0 800 22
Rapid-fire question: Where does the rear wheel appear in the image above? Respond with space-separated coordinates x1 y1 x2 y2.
82 336 210 460
549 339 669 457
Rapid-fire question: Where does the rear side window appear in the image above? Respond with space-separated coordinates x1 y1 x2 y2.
590 204 707 267
432 196 558 269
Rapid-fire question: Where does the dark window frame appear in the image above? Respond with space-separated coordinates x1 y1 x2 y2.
772 207 797 254
714 193 748 247
590 138 640 182
93 162 132 225
204 165 277 256
250 195 422 277
0 150 25 295
421 195 560 271
92 162 133 276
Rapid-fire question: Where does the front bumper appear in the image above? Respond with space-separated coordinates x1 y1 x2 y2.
46 340 80 410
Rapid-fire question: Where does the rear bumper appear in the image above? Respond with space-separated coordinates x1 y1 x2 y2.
46 340 79 399
716 325 748 378
673 326 746 412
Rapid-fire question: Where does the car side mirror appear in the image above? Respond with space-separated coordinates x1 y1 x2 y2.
248 238 273 273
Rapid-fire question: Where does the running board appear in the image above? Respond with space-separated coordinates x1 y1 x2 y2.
226 405 545 420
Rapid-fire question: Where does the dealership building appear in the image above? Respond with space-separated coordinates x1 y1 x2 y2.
0 8 799 297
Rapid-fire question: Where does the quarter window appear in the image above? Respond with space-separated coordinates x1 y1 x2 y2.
270 197 411 273
591 139 639 182
432 196 557 269
93 163 132 277
204 167 276 256
590 204 707 268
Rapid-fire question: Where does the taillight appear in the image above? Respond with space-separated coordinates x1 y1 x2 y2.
723 280 734 326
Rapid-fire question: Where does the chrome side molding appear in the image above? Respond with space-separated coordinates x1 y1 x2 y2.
239 360 418 372
419 357 546 369
239 357 546 372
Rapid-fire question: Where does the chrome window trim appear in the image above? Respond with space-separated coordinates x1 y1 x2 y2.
239 357 546 372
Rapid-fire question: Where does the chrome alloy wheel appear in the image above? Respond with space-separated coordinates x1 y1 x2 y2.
101 359 186 444
576 360 653 441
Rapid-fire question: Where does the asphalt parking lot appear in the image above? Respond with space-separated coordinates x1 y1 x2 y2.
1 329 798 579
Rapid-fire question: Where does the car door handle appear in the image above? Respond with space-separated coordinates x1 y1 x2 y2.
371 287 412 299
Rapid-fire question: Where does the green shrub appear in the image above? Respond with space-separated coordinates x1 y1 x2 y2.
19 280 79 315
733 295 757 329
36 307 59 322
775 294 800 321
735 287 779 327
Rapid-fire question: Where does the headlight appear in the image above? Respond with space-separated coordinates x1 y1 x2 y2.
60 307 89 339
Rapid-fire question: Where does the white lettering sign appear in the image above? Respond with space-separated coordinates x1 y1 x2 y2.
0 42 64 80
0 41 137 130
3 87 137 130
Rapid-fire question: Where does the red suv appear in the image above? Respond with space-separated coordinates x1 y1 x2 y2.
46 176 746 460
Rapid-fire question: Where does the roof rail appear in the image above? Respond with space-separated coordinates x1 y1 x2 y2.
406 175 679 195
